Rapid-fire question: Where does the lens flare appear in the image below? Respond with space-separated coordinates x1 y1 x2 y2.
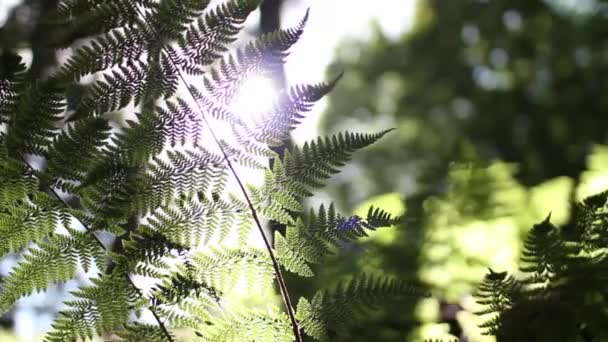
230 76 278 123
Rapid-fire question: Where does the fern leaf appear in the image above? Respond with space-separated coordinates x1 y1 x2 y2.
201 308 292 342
0 230 104 314
0 51 26 122
277 130 392 195
75 62 147 117
247 77 341 146
53 27 145 82
47 117 111 183
113 322 174 342
175 0 260 74
149 0 212 40
44 275 135 341
297 274 426 340
275 231 314 277
49 1 143 47
201 10 308 107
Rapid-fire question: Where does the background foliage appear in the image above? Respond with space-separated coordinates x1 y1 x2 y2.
314 0 608 340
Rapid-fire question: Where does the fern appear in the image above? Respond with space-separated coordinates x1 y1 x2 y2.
0 1 422 341
297 274 428 341
475 191 608 341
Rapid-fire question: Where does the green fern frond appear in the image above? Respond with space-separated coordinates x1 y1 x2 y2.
47 117 111 183
142 195 246 247
0 153 38 206
519 214 569 285
277 130 392 196
247 77 341 147
175 0 260 73
75 62 148 117
49 1 142 47
275 203 402 276
193 246 274 293
7 83 65 155
53 27 145 82
149 0 212 41
0 192 66 258
109 110 166 163
0 51 26 122
157 98 204 147
112 226 188 274
574 190 608 252
200 10 308 107
297 273 426 341
44 274 136 342
0 2 406 340
200 308 292 342
151 263 221 329
113 322 174 342
0 229 104 314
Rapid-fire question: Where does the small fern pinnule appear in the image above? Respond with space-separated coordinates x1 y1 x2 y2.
0 1 423 341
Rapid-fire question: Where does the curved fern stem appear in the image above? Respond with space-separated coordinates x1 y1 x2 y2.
131 5 303 342
17 153 177 342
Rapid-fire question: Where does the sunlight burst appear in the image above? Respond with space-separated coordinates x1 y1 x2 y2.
230 76 278 122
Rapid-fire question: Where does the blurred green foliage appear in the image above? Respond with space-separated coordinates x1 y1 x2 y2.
308 0 608 340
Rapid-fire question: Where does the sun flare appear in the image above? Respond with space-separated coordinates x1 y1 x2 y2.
230 76 278 122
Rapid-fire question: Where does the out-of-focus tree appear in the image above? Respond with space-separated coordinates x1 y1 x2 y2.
308 0 608 340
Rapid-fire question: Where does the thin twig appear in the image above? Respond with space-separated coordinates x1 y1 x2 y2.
132 5 303 341
17 154 176 342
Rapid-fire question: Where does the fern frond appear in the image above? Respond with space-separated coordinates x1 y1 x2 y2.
200 10 308 107
50 1 143 47
113 322 174 342
193 246 274 293
143 195 246 248
519 214 569 285
274 228 314 277
53 27 145 82
151 262 221 329
0 228 104 314
274 203 402 272
0 188 73 259
297 273 426 341
109 110 167 163
6 84 65 155
574 190 608 252
474 269 520 335
275 130 392 196
201 308 292 342
157 98 204 147
247 77 341 146
47 117 111 183
112 226 188 274
44 274 136 342
0 2 405 341
0 51 27 122
175 0 260 74
75 62 148 117
78 159 140 227
0 153 38 207
149 0 212 41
